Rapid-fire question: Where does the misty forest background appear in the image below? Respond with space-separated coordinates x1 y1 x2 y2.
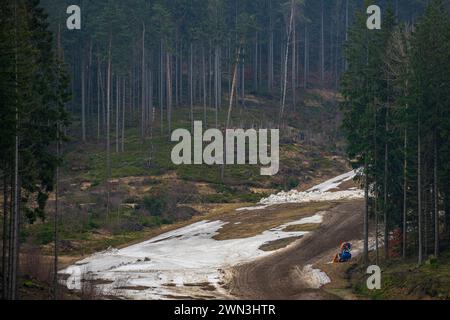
1 0 450 299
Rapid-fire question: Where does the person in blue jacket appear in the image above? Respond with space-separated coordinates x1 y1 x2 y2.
333 242 352 263
339 242 352 262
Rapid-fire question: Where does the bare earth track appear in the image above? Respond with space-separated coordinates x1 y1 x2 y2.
229 201 364 300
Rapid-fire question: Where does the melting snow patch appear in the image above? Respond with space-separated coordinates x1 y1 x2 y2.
306 170 359 192
236 205 269 212
259 170 363 206
296 265 331 289
60 218 314 300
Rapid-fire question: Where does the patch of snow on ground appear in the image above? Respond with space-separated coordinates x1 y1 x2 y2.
296 265 331 289
236 205 269 212
307 170 359 192
259 170 363 206
60 218 313 300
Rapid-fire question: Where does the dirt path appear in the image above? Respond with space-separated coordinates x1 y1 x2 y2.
229 200 364 300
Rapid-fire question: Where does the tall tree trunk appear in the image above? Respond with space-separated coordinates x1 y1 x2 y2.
363 157 369 265
418 115 423 265
116 76 120 153
221 44 241 181
53 121 60 299
434 129 439 257
53 23 63 300
384 122 389 260
202 45 207 126
106 34 112 219
268 0 274 92
141 23 146 140
280 0 295 124
81 55 86 142
160 40 164 134
214 45 220 128
189 43 194 130
254 32 258 93
2 174 9 300
345 0 349 70
11 1 20 299
403 128 408 259
97 54 101 141
292 10 296 109
320 0 325 87
121 77 126 152
304 23 308 89
167 52 172 134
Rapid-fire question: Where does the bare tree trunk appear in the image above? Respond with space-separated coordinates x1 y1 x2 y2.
97 54 101 141
53 121 60 299
241 47 245 106
214 45 220 127
190 43 194 130
160 40 164 134
375 194 379 265
53 23 63 300
292 9 296 110
363 157 369 265
202 45 207 126
167 52 172 134
221 44 241 181
81 55 86 142
280 0 295 124
403 129 408 259
141 23 146 140
175 35 179 107
320 0 325 87
8 175 14 299
106 34 112 219
345 0 349 70
254 32 258 93
384 128 389 260
418 115 423 265
11 1 20 299
87 40 93 134
268 1 274 92
116 76 120 153
121 77 126 152
180 40 183 106
434 129 439 257
2 174 9 300
304 23 308 89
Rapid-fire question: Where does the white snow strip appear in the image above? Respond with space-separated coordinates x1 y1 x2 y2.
60 217 314 300
307 170 359 192
236 170 362 211
235 205 268 212
258 170 363 206
296 265 331 289
259 189 364 205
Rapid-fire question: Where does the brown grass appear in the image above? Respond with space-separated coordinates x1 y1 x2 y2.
259 236 304 252
282 223 321 232
328 178 359 193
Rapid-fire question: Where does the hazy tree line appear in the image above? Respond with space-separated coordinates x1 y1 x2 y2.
38 0 433 144
341 0 450 265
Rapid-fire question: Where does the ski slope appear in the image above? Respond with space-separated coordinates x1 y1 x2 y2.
60 170 361 299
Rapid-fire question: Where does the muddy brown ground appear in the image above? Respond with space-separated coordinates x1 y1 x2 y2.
229 200 364 300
